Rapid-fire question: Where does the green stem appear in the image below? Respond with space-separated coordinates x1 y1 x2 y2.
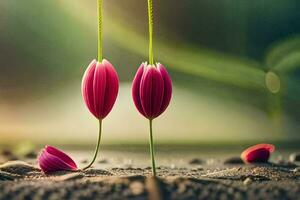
82 119 102 170
98 0 103 61
149 119 156 176
147 0 154 64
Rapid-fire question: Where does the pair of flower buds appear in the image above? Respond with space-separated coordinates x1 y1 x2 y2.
83 59 172 120
39 59 173 173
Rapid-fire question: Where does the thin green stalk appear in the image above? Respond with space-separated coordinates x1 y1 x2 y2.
147 0 154 64
98 0 103 61
149 119 156 176
82 119 102 170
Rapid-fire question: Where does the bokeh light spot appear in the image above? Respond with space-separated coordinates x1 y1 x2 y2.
265 71 281 94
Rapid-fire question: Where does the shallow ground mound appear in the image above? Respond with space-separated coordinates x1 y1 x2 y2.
0 158 299 200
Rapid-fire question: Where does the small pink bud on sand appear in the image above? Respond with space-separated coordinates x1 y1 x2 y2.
241 143 275 163
82 59 119 119
38 145 77 173
132 63 172 119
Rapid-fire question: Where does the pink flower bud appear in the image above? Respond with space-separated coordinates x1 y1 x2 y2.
241 143 275 163
132 63 172 119
38 145 77 173
82 59 119 119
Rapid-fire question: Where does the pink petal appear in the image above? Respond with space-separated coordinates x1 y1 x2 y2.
140 65 164 119
93 62 107 118
241 143 275 163
101 59 119 118
157 63 172 115
82 60 98 118
45 146 77 169
38 145 77 174
132 63 147 117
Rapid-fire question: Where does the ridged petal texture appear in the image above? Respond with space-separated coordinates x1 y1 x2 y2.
132 63 172 119
82 59 119 119
241 143 275 163
38 145 77 173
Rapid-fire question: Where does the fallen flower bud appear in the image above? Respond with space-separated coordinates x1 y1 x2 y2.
241 143 275 163
38 145 77 173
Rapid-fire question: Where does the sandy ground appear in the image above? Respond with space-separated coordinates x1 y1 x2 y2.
0 148 300 200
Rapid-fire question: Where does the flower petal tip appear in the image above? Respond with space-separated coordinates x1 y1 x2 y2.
38 145 77 174
241 143 275 164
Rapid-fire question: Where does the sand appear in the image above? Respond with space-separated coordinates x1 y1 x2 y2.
0 156 299 200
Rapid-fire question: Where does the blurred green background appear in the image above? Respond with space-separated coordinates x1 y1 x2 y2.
0 0 299 147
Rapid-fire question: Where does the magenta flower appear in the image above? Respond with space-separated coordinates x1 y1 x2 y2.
132 63 172 176
82 59 119 119
38 145 77 173
132 63 172 119
80 0 120 170
131 0 173 176
241 143 275 163
81 59 119 170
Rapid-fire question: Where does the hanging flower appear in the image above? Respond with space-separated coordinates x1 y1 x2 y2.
38 145 77 173
38 0 118 171
131 0 172 176
80 0 119 170
81 58 119 170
